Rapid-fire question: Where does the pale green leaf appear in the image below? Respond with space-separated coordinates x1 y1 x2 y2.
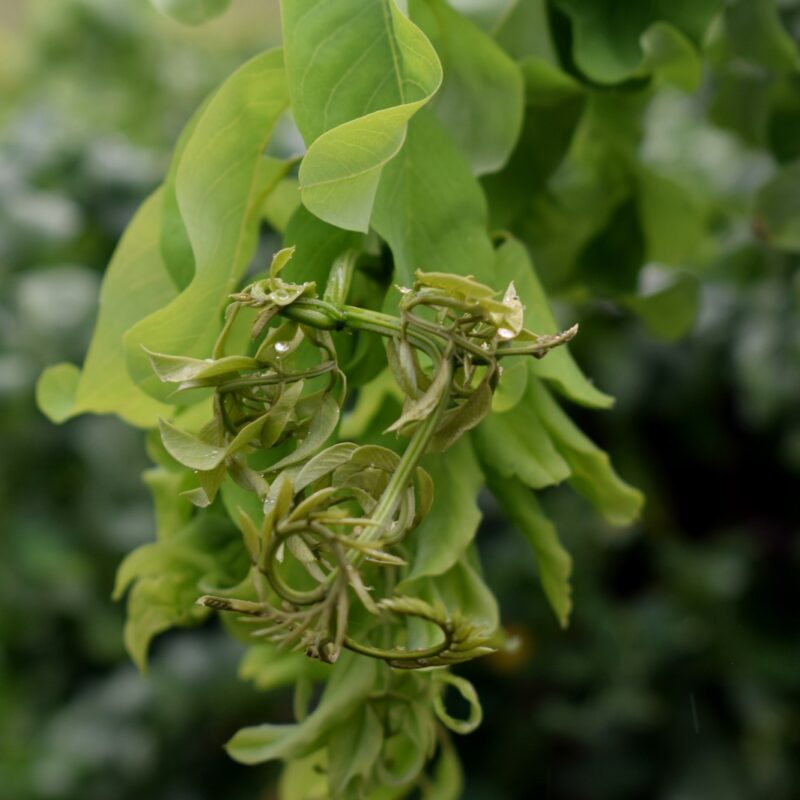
158 418 225 471
124 50 291 402
226 651 377 764
36 362 80 424
35 191 176 428
328 705 384 797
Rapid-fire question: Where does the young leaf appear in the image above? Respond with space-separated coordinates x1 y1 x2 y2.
145 350 260 384
327 705 384 797
158 418 225 471
385 357 450 433
269 394 341 471
226 651 378 764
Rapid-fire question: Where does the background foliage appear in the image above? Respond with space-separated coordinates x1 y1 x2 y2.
1 0 799 798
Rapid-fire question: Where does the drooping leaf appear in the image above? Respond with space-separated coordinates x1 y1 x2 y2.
493 236 614 408
328 704 384 797
36 190 176 428
473 373 570 489
400 438 483 582
124 50 291 402
159 418 225 471
226 651 378 764
528 378 644 525
487 474 572 627
115 514 248 671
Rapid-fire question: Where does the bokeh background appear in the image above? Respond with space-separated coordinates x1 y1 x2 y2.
1 1 799 798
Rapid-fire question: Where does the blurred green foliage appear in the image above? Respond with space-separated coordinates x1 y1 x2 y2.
1 0 799 798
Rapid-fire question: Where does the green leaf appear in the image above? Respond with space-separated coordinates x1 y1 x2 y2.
116 514 247 671
494 236 613 408
552 0 718 84
226 651 378 764
754 159 800 253
491 358 528 413
487 475 572 627
239 645 322 692
328 705 384 797
528 378 644 525
724 0 800 74
401 437 483 582
124 50 291 402
432 673 482 734
372 109 495 290
386 357 450 433
36 363 80 424
623 271 700 342
423 737 463 800
493 0 558 64
473 374 570 490
151 0 231 25
36 190 176 428
639 22 702 91
160 95 212 291
159 418 225 471
410 0 524 175
145 350 260 384
636 166 706 265
294 443 360 492
269 393 341 471
283 204 365 288
281 0 443 231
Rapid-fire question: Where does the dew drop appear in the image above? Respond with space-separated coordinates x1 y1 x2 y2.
274 341 290 353
497 327 515 340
